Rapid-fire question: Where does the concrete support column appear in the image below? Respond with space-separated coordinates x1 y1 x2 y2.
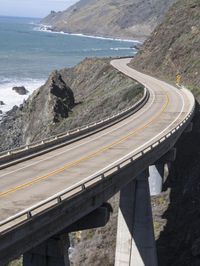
148 164 164 196
149 148 176 196
23 234 70 266
115 170 157 266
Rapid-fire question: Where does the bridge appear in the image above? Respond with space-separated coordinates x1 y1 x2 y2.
0 58 195 266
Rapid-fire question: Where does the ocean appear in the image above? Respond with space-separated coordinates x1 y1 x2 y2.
0 16 139 114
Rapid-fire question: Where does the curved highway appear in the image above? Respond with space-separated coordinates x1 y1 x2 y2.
0 58 194 230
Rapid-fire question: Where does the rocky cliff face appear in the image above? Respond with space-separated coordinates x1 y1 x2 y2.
41 0 176 40
0 58 143 152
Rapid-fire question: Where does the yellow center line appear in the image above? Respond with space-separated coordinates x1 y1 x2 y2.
0 92 169 198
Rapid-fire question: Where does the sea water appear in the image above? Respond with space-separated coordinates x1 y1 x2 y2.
0 16 139 114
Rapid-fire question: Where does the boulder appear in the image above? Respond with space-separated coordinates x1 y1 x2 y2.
0 101 5 105
12 86 29 95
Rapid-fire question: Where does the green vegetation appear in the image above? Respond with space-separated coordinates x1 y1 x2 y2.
54 58 144 132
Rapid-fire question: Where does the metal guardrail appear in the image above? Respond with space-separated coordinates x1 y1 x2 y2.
0 87 195 232
0 88 148 168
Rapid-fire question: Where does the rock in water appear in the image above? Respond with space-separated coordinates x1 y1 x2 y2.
0 101 5 105
12 86 29 95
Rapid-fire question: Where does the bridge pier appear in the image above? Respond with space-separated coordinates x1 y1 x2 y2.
149 164 164 196
23 234 70 266
149 148 176 196
115 169 157 266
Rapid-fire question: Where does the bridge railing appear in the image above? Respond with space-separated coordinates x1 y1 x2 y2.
0 88 149 169
0 88 195 233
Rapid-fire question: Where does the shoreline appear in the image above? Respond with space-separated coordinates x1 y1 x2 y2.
37 24 143 44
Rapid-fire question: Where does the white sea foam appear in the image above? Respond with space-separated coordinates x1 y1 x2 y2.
81 47 134 52
36 24 141 43
0 79 45 115
110 47 133 51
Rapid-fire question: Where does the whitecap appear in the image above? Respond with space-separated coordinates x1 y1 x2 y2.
0 78 45 114
110 47 133 51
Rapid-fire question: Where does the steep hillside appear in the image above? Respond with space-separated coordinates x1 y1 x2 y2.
41 0 175 40
130 1 200 265
0 58 143 152
130 0 200 97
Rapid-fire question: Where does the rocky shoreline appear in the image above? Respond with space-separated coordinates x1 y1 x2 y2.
39 23 145 42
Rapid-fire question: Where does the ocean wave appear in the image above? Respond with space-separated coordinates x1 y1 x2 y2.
36 24 141 43
110 47 133 51
0 78 45 114
81 47 133 52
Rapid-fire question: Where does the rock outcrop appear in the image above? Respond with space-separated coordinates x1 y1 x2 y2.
44 70 75 122
41 0 176 40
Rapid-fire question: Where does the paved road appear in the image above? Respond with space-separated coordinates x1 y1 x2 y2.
0 58 193 224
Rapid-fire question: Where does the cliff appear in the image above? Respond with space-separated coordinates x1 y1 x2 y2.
41 0 176 40
0 58 143 152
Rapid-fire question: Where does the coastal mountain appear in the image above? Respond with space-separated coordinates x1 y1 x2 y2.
41 0 176 40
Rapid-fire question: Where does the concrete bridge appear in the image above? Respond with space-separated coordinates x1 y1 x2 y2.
0 58 195 266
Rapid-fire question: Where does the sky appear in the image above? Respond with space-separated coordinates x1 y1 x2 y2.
0 0 78 18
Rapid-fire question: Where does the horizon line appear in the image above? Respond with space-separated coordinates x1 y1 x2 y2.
0 14 42 19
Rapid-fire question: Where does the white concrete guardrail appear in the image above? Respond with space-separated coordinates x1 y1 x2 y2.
0 88 149 170
0 87 195 233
